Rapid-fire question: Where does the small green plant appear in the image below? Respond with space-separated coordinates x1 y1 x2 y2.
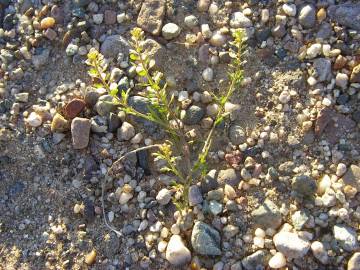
87 27 246 210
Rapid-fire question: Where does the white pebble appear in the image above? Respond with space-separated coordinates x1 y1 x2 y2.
202 67 214 81
268 252 287 269
27 112 42 127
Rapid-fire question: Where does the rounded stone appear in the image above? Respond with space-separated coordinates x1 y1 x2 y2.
162 23 181 40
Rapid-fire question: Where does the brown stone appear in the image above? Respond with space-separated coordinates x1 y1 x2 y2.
197 0 211 12
51 113 69 133
137 0 166 35
71 117 91 149
350 64 360 83
64 98 86 119
104 10 116 25
334 55 347 70
315 108 356 144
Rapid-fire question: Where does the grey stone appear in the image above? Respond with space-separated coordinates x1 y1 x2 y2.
342 165 360 192
291 210 310 230
95 95 115 116
84 90 100 107
333 224 358 252
117 122 135 141
298 5 316 28
184 15 198 28
230 12 253 28
251 199 282 229
191 221 221 256
188 185 203 206
328 3 360 31
32 49 50 70
292 175 317 199
217 168 239 187
229 124 246 145
162 23 181 40
209 200 223 215
73 0 90 7
313 58 332 82
223 225 239 239
108 112 121 133
241 250 269 270
183 105 204 125
100 35 129 59
273 231 310 259
201 169 219 193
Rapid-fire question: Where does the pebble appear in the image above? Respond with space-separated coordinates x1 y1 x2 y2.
40 17 55 29
209 31 226 47
306 44 322 59
71 117 91 149
64 98 86 119
93 14 104 25
85 250 97 265
162 23 181 40
333 224 358 251
27 112 42 127
292 175 317 199
184 15 198 28
282 4 296 17
188 185 203 206
273 231 310 259
268 252 286 269
336 73 349 89
251 199 282 229
117 122 135 141
348 252 360 270
156 188 172 205
298 5 316 28
230 12 253 28
51 113 69 133
311 241 329 264
202 67 214 81
197 0 210 12
165 235 191 266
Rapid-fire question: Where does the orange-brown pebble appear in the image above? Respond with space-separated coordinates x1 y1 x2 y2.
40 17 56 29
317 8 326 22
85 250 97 265
38 5 50 18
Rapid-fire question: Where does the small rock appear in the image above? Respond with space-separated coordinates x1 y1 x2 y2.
184 15 198 28
268 252 286 269
350 64 360 83
156 188 172 205
40 17 55 29
251 199 282 229
313 58 332 82
273 231 310 259
64 98 86 119
209 200 223 215
291 210 310 230
85 250 97 265
100 35 129 59
336 73 349 89
342 165 360 192
311 241 329 264
229 124 246 145
117 122 135 141
230 12 252 28
202 67 214 81
242 250 269 270
104 10 116 25
282 4 296 17
292 175 317 199
209 31 226 47
348 252 360 270
27 112 42 127
328 3 360 31
298 5 316 28
162 23 181 40
51 113 69 133
188 185 203 206
191 221 221 256
183 105 204 125
137 0 166 35
165 235 191 266
108 112 121 133
333 224 358 252
217 168 239 187
197 0 210 12
71 117 91 149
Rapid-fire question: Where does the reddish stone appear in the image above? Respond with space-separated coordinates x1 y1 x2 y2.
333 55 347 70
64 98 86 119
104 10 116 25
315 108 356 144
225 151 242 169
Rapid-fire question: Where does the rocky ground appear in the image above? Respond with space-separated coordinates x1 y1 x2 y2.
1 0 360 269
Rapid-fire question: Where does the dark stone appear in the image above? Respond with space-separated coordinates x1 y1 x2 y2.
200 170 219 193
255 27 271 42
275 48 287 60
242 250 270 270
83 199 95 222
352 111 360 123
108 112 121 133
137 150 151 175
336 94 349 105
72 7 86 18
328 3 360 31
292 175 317 199
0 155 11 166
316 23 332 40
3 14 15 31
183 105 204 125
83 155 98 180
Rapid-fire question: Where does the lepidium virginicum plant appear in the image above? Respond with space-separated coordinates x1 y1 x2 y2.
86 27 246 210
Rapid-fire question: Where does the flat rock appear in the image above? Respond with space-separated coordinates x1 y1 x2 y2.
100 35 129 59
242 250 269 270
64 98 86 119
313 58 332 82
137 0 166 35
191 221 221 256
342 165 360 192
273 231 310 259
251 199 282 229
71 117 91 149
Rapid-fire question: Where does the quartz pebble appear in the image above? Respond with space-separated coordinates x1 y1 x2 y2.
165 235 191 266
268 252 286 269
27 112 42 127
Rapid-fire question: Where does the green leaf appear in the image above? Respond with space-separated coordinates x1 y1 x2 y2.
137 69 147 77
93 83 103 89
88 68 98 77
110 88 118 97
130 53 139 61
